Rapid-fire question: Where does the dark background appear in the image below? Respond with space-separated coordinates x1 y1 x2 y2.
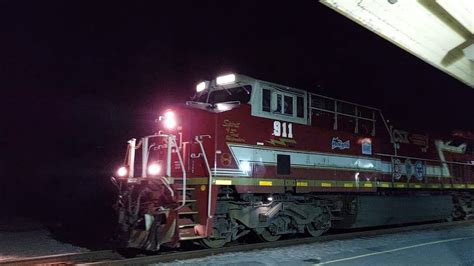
1 0 473 247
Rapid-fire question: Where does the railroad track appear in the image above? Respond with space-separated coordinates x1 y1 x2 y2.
2 220 473 265
0 250 121 265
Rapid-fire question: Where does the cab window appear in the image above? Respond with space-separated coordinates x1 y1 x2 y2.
262 89 271 112
253 83 307 125
260 86 306 121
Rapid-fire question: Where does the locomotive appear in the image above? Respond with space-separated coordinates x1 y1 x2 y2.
111 74 474 251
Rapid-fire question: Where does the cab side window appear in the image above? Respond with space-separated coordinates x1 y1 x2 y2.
262 89 271 112
284 96 293 115
257 85 307 125
270 92 296 116
297 96 304 118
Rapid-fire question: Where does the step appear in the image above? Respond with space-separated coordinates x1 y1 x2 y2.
176 194 195 201
179 226 196 235
179 226 203 240
179 235 205 241
177 206 194 212
179 223 198 229
178 199 196 203
178 211 199 215
176 187 195 190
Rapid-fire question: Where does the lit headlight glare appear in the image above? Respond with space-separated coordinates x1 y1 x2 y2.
196 81 207 92
148 163 161 175
163 111 177 129
117 166 128 177
216 74 236 85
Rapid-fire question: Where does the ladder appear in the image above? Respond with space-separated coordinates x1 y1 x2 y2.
173 135 214 241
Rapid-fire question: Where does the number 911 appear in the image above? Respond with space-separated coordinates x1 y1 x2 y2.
273 121 293 138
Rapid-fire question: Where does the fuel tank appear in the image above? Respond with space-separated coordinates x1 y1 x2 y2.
333 194 453 229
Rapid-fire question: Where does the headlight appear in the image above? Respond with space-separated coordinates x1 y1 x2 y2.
216 103 231 111
196 81 208 92
216 74 236 85
147 163 161 176
117 166 128 177
161 110 177 130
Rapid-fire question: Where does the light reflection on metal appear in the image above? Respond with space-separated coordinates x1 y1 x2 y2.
239 160 251 173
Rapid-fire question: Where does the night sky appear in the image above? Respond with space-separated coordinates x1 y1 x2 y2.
1 1 473 225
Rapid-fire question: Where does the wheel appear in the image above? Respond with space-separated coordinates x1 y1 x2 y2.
257 228 281 242
306 214 330 237
452 209 466 221
199 237 227 248
306 222 325 237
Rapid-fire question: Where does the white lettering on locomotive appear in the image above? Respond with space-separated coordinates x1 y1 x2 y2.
272 121 293 138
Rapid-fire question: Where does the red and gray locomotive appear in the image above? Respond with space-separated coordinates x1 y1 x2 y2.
112 74 474 250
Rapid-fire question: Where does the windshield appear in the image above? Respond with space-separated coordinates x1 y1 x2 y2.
195 85 252 104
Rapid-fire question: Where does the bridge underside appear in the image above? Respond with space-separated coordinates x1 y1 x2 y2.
320 0 474 88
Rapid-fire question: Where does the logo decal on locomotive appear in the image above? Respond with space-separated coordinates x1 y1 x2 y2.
266 138 297 146
331 137 350 150
392 158 402 180
393 129 429 148
361 138 372 155
223 119 245 142
415 160 424 180
220 153 232 166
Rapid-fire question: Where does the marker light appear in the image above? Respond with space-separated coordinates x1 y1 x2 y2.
196 81 207 92
267 196 273 202
117 166 128 177
163 111 177 129
147 163 161 176
216 74 236 85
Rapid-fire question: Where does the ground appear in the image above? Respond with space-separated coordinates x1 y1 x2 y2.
159 223 474 266
0 216 88 262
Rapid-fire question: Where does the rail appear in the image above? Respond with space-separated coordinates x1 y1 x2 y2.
95 220 474 265
3 220 473 265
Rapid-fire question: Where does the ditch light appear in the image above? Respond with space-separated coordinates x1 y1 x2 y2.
320 0 474 88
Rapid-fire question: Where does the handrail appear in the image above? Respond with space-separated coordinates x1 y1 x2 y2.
170 135 187 210
308 93 394 149
309 92 380 112
195 135 213 219
309 106 377 122
127 139 136 178
125 134 185 205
